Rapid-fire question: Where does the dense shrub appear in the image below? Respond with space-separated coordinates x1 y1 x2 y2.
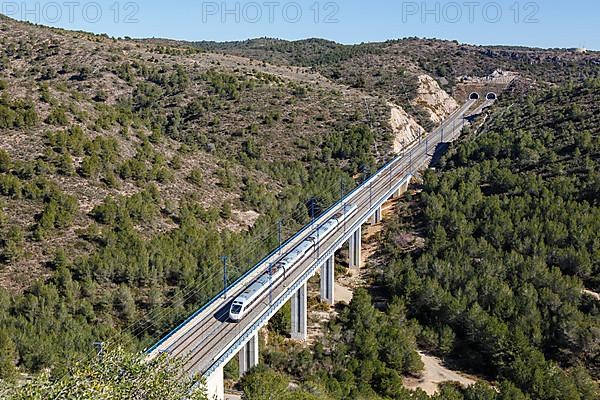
381 80 600 400
0 95 37 128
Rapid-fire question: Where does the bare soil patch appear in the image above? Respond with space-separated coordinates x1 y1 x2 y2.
404 352 478 395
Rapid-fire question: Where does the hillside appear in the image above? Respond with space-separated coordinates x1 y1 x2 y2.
0 15 403 378
187 37 600 117
0 16 404 291
0 14 598 382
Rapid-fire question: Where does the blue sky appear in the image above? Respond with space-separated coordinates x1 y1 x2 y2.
2 0 598 49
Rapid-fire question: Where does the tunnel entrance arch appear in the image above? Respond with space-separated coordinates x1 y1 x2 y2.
469 92 480 100
486 92 497 100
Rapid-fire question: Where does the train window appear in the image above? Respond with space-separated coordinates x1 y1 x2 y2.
231 304 242 314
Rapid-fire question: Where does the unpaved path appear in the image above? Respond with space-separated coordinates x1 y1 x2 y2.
335 280 354 303
404 352 478 395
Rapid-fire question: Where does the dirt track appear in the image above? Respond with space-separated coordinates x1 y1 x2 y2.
404 352 477 395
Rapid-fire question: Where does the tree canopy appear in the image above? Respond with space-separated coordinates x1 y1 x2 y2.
1 345 207 400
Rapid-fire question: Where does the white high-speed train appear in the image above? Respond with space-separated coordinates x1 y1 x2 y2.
229 203 358 322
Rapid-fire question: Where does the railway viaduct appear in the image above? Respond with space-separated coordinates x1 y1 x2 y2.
147 97 489 399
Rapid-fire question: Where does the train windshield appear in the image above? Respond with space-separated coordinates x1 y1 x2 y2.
231 304 242 314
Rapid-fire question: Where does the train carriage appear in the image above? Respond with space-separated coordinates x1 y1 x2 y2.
229 203 357 321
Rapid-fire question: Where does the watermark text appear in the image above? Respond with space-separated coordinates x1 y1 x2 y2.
1 2 140 24
401 2 540 24
201 2 340 24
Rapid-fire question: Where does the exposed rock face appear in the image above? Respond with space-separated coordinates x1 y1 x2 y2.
388 102 425 153
227 210 261 233
413 74 459 124
459 69 519 85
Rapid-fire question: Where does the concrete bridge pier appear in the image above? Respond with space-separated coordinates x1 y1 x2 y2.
291 283 307 340
320 254 335 305
238 333 259 377
371 206 382 224
205 366 225 400
392 175 412 199
349 226 362 269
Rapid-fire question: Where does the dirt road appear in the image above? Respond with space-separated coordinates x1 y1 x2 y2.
404 352 477 395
